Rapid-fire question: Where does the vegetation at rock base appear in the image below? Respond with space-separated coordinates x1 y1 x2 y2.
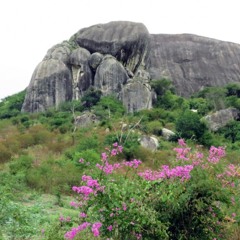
1 82 240 239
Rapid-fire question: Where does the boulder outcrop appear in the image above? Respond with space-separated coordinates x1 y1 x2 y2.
94 55 128 96
73 21 150 73
22 21 240 113
21 59 72 112
203 108 240 131
148 34 240 97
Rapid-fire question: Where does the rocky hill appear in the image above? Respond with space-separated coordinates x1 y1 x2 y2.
22 21 240 113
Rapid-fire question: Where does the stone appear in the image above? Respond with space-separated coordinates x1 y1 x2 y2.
22 21 240 113
22 59 72 112
75 112 99 127
94 56 128 96
69 47 93 99
89 52 103 70
74 21 150 73
140 135 159 151
148 34 240 97
119 79 152 113
43 42 72 64
203 108 240 131
162 128 175 140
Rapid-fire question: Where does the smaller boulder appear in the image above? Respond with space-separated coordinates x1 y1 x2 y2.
140 135 159 151
162 128 175 140
75 112 99 128
119 79 152 113
203 108 240 131
89 52 103 70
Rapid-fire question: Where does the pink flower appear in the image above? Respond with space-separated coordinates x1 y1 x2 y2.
122 203 127 211
72 186 93 196
111 148 118 156
208 146 225 164
87 179 100 188
91 222 102 237
123 159 142 168
138 165 193 181
107 225 113 231
65 222 90 239
101 152 108 161
79 212 87 218
79 158 84 163
82 175 92 181
70 201 78 207
118 145 123 153
178 138 186 147
66 216 71 222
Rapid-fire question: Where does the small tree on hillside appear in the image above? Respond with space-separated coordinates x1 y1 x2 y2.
176 110 207 141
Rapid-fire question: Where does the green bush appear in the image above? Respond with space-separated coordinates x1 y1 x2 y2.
145 120 163 135
62 142 233 240
81 87 102 110
175 110 207 142
189 97 212 115
0 90 26 119
26 160 80 194
0 143 12 163
9 155 33 175
93 95 126 119
105 132 140 160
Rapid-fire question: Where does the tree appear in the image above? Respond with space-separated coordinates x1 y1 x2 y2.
176 110 207 141
81 87 102 110
222 121 240 143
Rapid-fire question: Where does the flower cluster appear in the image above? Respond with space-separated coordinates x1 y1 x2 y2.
96 143 142 174
64 140 231 240
59 215 71 222
122 159 142 168
208 146 225 164
64 222 91 239
217 163 240 187
64 221 103 239
138 164 194 181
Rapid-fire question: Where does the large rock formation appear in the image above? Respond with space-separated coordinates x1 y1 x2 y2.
22 21 240 113
148 34 240 96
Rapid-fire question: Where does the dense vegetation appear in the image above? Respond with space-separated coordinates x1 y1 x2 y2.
1 80 240 239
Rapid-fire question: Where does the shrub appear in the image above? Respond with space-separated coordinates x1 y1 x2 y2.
105 132 140 160
81 87 102 110
93 96 126 119
9 155 33 175
0 90 26 119
26 160 80 194
0 143 12 163
145 120 163 135
175 110 207 142
61 140 235 240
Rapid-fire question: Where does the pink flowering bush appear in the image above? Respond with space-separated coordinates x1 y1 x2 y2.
60 140 239 240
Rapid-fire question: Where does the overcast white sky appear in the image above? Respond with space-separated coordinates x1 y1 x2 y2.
0 0 239 100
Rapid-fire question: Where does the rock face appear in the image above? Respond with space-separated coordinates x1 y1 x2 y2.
119 79 152 113
203 108 240 131
148 34 240 97
94 55 128 96
22 21 240 113
74 21 150 73
22 59 72 112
